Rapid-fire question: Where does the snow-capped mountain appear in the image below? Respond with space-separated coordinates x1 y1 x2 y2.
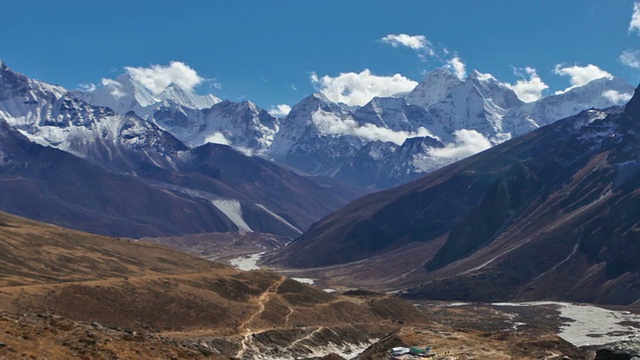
75 72 280 155
0 61 186 172
405 67 463 109
271 67 634 189
503 76 635 133
4 58 634 194
0 62 364 238
270 86 640 304
70 62 634 190
269 93 367 175
427 70 523 143
151 99 279 154
73 74 220 118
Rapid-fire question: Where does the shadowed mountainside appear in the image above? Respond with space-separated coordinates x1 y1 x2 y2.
269 86 640 305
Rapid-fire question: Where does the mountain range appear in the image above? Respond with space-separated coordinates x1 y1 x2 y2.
269 84 640 305
70 63 634 190
2 57 640 357
271 69 633 188
0 59 636 273
0 61 363 238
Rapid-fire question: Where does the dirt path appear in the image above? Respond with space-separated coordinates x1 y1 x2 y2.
235 275 288 359
236 275 286 332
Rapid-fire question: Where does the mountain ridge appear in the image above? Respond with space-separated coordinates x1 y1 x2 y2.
268 84 640 305
0 63 365 239
69 62 634 189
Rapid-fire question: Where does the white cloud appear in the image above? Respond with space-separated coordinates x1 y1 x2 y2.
630 2 640 35
206 79 222 90
553 64 613 94
505 67 549 102
445 57 467 80
620 49 640 69
269 104 292 117
310 69 418 107
77 83 97 92
125 61 204 94
428 129 492 160
311 110 436 145
101 78 126 99
381 34 430 51
602 90 633 104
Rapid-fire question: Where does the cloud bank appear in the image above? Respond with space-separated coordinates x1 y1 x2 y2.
311 69 418 107
505 67 549 102
269 104 292 117
101 78 126 99
125 61 204 94
428 129 492 160
311 110 436 145
602 90 633 104
553 64 613 94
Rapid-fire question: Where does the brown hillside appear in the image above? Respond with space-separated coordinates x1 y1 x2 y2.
0 211 427 359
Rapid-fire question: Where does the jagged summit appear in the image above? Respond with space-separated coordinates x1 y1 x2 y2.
74 72 221 117
0 61 66 102
157 81 221 110
406 67 463 108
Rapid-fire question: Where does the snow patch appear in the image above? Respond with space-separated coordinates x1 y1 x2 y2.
211 199 253 233
491 302 640 347
204 132 232 145
229 252 264 271
255 204 302 234
292 278 315 285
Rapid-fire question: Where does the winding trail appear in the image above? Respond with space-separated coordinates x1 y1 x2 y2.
237 275 286 332
235 275 288 359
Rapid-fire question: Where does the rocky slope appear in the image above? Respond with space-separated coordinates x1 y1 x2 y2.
269 84 640 305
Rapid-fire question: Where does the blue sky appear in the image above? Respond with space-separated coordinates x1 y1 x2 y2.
2 0 640 112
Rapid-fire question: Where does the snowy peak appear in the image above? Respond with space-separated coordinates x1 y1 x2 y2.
406 67 463 108
406 67 521 111
73 74 156 115
465 69 523 109
0 62 66 102
157 82 220 110
150 97 279 153
75 73 221 118
507 76 635 131
355 96 429 131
